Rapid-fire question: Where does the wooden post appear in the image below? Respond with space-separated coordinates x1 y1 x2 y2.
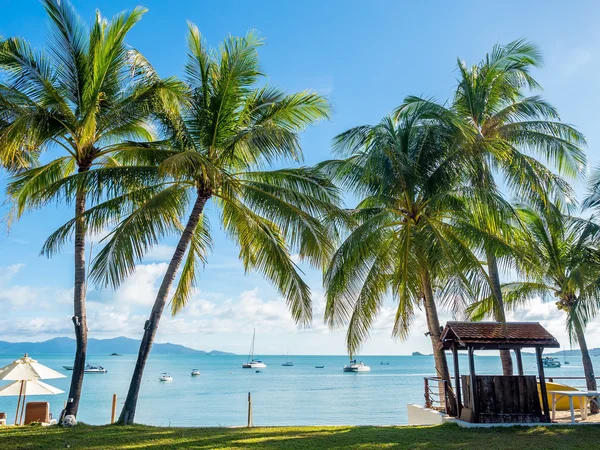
15 380 24 425
19 393 27 425
247 392 253 427
515 348 524 376
452 342 462 417
111 394 117 424
424 378 431 408
468 346 478 422
536 347 551 422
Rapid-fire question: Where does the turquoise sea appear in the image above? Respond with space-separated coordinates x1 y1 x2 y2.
0 353 597 426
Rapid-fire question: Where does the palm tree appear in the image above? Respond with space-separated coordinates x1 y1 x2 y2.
400 39 586 375
56 25 335 424
0 0 183 418
321 103 500 414
468 205 600 412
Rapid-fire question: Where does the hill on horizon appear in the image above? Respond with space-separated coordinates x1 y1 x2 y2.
0 336 235 356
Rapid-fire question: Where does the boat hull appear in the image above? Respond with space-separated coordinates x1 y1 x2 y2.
538 382 582 409
343 366 371 372
242 363 266 369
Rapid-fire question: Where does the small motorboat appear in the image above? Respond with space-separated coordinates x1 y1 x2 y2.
159 373 173 382
62 365 74 370
255 370 262 373
343 360 371 372
191 369 200 376
542 356 561 368
84 364 107 373
315 365 325 369
380 362 390 365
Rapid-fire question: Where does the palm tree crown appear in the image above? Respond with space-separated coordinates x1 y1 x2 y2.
322 103 495 360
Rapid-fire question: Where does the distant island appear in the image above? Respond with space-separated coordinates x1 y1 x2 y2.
412 352 431 356
0 336 235 356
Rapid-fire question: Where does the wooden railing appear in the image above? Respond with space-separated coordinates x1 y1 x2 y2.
423 376 588 415
423 377 451 413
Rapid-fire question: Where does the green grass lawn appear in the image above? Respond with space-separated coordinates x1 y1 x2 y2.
0 423 599 449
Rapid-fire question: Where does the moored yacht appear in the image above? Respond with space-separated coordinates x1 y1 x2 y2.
84 364 107 373
542 356 561 368
159 372 173 381
343 360 370 372
242 329 267 369
282 350 294 367
191 369 200 376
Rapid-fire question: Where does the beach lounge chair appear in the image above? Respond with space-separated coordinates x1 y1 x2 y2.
0 412 6 426
23 402 56 426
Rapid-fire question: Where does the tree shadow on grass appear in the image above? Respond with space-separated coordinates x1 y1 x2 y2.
0 422 596 450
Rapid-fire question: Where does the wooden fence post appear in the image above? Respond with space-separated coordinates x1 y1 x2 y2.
247 392 253 427
111 394 117 424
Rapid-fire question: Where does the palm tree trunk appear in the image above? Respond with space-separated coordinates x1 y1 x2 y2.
486 250 513 376
572 312 598 413
420 270 457 416
118 191 210 425
63 176 88 419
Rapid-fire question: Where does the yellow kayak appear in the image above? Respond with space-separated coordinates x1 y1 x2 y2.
538 381 581 410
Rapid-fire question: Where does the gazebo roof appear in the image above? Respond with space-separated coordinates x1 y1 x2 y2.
440 321 560 350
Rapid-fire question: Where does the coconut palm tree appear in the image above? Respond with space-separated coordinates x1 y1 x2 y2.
0 0 183 418
321 103 503 414
468 205 600 412
399 39 586 375
49 25 335 424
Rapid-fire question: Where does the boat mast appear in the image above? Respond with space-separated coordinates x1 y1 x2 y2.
247 329 255 363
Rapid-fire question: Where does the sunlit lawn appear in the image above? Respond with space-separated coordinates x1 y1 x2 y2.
1 422 599 449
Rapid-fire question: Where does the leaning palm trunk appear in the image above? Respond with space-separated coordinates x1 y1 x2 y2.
420 270 457 416
572 313 598 413
118 191 210 425
63 178 89 419
486 251 513 376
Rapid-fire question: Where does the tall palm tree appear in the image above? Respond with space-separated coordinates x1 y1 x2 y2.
0 0 183 418
51 25 335 424
468 205 600 412
400 39 586 375
321 103 501 413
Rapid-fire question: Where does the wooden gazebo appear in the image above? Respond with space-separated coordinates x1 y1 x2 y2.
440 321 560 423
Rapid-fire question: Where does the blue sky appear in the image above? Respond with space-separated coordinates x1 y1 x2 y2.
1 0 600 354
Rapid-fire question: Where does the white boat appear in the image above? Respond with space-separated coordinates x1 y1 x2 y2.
242 329 267 369
542 356 561 368
343 360 371 372
563 350 570 365
84 364 107 373
282 350 294 367
191 369 200 376
159 373 173 382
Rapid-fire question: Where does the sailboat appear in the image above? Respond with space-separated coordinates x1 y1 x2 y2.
242 329 267 369
563 349 570 365
282 350 294 367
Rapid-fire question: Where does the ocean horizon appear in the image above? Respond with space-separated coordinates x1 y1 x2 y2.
1 353 597 426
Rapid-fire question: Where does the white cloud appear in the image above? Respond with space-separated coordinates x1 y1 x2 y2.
108 262 168 306
144 245 176 262
0 264 71 310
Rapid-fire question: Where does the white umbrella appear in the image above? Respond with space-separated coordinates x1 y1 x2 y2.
0 354 66 424
0 379 64 425
0 379 64 396
0 354 66 381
